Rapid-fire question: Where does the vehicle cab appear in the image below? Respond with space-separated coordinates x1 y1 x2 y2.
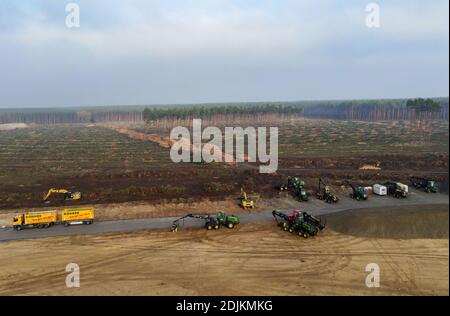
12 214 24 230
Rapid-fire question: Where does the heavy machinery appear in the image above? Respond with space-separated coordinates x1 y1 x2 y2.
280 177 309 202
43 188 81 202
12 211 58 231
239 188 255 209
171 211 240 232
343 180 368 201
272 209 326 238
280 177 304 191
410 176 438 193
385 182 408 198
316 178 339 203
61 208 95 226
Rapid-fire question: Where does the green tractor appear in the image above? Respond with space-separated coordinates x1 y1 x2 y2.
216 211 240 229
295 188 309 202
171 211 240 232
410 176 438 193
280 177 305 190
280 177 309 202
343 180 368 201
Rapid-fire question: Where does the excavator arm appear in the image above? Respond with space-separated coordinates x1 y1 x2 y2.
43 188 69 201
43 188 81 201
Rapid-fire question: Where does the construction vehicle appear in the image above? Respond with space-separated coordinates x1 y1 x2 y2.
12 211 58 231
410 176 438 193
239 188 255 209
280 177 304 191
61 208 94 226
316 178 338 203
385 182 408 198
43 188 81 202
280 177 309 202
171 211 240 232
343 180 368 201
272 210 326 238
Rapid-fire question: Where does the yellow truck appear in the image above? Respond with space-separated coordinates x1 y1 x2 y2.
12 211 58 231
61 208 95 226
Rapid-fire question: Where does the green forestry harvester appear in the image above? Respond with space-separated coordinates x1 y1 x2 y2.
272 209 326 238
316 178 339 203
410 176 438 193
343 180 368 201
171 211 240 232
280 177 309 202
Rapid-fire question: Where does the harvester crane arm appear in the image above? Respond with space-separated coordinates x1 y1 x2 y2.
272 210 290 224
171 214 213 232
343 180 356 192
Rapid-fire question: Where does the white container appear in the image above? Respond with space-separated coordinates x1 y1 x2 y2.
373 184 387 196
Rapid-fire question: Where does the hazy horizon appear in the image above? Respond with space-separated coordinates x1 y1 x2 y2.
1 0 449 108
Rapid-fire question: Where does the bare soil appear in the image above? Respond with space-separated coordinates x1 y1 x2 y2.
0 121 447 210
0 205 447 295
327 204 449 239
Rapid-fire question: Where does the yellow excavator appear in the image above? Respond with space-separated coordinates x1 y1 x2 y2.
239 188 255 210
43 188 82 203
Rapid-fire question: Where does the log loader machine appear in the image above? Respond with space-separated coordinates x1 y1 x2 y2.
272 209 326 238
385 182 408 198
171 211 240 232
410 176 438 193
43 188 81 203
343 180 368 201
280 177 309 202
316 178 338 203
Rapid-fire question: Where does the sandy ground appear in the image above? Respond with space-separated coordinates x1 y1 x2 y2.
0 220 447 296
0 123 28 131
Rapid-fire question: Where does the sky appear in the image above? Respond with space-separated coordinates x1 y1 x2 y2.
0 0 448 108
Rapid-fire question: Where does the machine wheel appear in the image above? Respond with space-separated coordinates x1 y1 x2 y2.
356 196 360 201
15 226 22 231
64 222 70 227
206 224 213 230
298 231 308 238
227 223 235 229
288 227 294 233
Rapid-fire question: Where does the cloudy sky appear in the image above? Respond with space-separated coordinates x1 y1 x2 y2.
0 0 448 108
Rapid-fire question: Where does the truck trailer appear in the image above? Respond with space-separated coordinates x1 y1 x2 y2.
61 208 95 226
